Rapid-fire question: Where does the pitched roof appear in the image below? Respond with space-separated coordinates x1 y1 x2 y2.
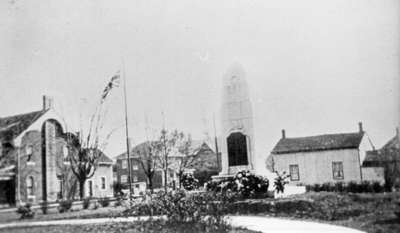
0 110 48 141
363 134 400 166
115 140 214 160
97 151 113 164
271 132 364 154
381 136 400 151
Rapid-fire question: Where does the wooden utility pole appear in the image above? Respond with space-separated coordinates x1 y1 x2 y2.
161 111 168 192
122 61 133 201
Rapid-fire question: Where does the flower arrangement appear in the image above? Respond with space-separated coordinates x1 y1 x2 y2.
181 173 199 191
206 170 269 199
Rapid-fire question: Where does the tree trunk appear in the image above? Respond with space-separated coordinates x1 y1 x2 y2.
148 176 153 193
79 179 85 200
178 172 183 189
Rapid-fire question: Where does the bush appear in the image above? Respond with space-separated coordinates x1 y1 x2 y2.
124 190 235 231
98 197 110 207
306 181 385 193
206 170 269 199
372 181 384 193
58 199 73 213
193 170 219 187
334 182 345 192
113 182 124 197
82 197 91 209
274 171 290 193
114 194 125 207
40 201 48 214
93 200 99 209
16 203 35 219
181 173 199 191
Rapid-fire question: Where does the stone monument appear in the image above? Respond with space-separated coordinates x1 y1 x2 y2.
218 63 255 177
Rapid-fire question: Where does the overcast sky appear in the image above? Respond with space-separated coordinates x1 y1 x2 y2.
1 0 399 159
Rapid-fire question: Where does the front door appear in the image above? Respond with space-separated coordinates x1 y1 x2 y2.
88 180 93 197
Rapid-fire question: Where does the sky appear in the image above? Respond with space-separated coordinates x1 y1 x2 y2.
0 0 399 160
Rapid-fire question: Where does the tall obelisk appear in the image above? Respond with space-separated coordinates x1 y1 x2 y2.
219 63 255 176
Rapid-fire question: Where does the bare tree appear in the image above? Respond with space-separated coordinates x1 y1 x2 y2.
66 73 120 199
133 141 162 193
157 129 182 192
175 134 197 189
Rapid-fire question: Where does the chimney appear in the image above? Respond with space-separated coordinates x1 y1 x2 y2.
42 95 54 110
281 129 286 139
358 122 363 133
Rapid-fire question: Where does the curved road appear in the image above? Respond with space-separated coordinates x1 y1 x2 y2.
0 215 365 233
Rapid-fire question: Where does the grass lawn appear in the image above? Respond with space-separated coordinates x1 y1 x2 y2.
1 192 399 233
0 205 125 223
229 191 400 233
0 221 259 233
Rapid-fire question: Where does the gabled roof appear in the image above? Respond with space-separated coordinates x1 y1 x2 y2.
271 132 364 154
363 134 400 166
0 110 48 141
381 136 400 151
97 151 113 164
115 140 215 160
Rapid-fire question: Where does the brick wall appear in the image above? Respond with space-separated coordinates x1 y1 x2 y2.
19 130 43 203
116 158 163 189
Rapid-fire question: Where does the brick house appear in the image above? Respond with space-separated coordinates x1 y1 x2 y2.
0 96 113 206
115 140 219 193
115 142 163 195
269 123 384 185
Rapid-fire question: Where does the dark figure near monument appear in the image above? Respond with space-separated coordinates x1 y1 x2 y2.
227 132 249 166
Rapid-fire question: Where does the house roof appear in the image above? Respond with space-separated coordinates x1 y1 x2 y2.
271 132 364 154
97 150 113 164
0 110 48 141
364 150 381 161
381 136 400 151
115 140 214 160
363 134 400 166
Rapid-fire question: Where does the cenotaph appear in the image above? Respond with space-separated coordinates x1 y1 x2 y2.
218 63 255 177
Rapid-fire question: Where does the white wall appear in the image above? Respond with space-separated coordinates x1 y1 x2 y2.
273 149 362 185
86 164 114 198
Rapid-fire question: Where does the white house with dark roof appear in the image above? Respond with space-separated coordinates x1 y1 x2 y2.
269 122 384 185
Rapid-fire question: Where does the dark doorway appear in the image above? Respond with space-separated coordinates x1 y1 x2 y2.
88 180 93 197
227 132 248 166
0 180 15 206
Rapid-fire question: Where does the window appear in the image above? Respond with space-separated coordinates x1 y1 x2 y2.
121 160 127 169
101 177 106 190
121 175 127 183
289 164 300 181
132 163 139 170
332 162 344 180
62 145 68 158
58 178 63 199
26 176 34 196
26 145 33 161
133 176 138 182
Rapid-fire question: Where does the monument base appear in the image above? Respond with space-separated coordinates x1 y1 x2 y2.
212 165 255 182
